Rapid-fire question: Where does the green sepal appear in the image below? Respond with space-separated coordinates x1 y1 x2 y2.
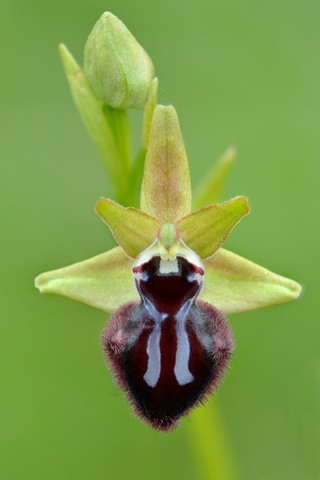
35 245 301 315
177 196 250 259
95 197 161 258
140 105 191 223
58 43 129 198
199 248 302 314
35 247 138 313
192 146 236 210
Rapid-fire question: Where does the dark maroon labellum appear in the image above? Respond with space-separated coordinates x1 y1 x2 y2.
101 253 234 431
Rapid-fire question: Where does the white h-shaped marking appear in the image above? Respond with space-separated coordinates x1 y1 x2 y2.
143 297 195 388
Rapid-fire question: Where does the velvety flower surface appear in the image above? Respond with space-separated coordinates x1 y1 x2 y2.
35 105 301 431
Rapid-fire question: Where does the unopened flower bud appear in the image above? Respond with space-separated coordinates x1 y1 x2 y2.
84 12 155 109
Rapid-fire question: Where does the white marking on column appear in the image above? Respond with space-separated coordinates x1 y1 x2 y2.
159 258 179 274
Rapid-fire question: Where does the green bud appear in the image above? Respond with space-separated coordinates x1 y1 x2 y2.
84 12 155 109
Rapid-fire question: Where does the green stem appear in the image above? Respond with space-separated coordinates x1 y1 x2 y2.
142 77 158 149
103 106 132 173
126 147 147 208
186 399 238 480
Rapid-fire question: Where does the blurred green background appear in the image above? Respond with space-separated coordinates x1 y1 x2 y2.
1 0 319 479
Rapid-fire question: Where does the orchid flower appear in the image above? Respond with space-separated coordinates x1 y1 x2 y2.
35 12 301 432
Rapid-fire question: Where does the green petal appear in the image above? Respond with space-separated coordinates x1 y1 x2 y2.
35 247 138 313
192 146 236 210
140 105 191 223
177 196 250 259
59 43 129 197
199 248 301 314
95 197 161 258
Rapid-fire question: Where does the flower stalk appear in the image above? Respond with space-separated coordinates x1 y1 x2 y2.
188 400 238 480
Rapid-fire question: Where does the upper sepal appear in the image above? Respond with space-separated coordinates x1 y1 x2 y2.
140 105 191 223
